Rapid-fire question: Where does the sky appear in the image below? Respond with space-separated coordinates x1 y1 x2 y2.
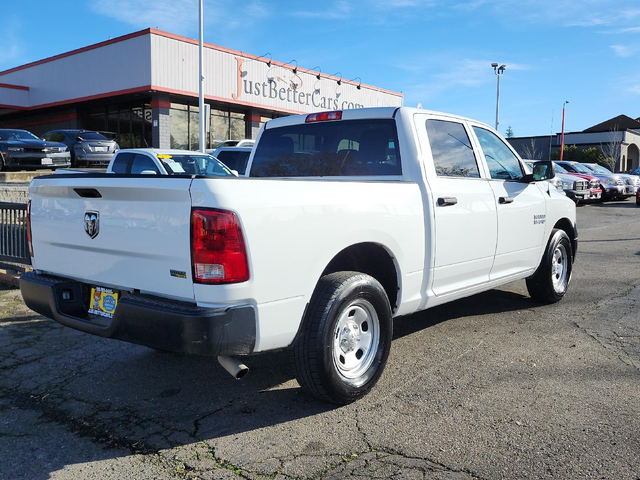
1 0 638 137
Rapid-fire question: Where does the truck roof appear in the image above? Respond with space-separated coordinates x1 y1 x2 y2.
264 106 492 130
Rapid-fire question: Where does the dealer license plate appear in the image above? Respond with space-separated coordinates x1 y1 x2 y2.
88 287 119 319
41 158 53 165
94 146 108 152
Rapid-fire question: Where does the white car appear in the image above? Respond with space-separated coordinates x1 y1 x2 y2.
105 148 234 176
21 107 576 404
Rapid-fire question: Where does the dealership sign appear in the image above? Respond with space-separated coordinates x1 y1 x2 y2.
231 57 368 111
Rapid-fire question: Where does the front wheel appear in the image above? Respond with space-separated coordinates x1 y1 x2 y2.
293 271 393 404
526 229 573 304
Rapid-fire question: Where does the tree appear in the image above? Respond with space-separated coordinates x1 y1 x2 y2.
550 145 607 164
521 138 541 160
599 126 622 171
505 126 514 138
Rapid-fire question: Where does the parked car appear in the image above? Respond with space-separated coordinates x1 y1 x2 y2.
581 163 638 198
212 139 255 149
552 162 602 203
555 161 623 200
106 148 234 177
209 147 252 175
637 186 640 206
42 130 119 167
0 129 70 170
21 107 577 403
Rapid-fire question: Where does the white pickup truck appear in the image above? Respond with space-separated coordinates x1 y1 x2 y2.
20 107 577 404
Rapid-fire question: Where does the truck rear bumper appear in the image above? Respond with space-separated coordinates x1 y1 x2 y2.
19 271 256 356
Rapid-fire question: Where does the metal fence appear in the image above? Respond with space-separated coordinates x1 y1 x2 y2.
0 202 31 266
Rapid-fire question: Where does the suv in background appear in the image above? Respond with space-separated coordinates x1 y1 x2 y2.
42 130 119 167
210 147 252 175
0 129 70 170
582 163 638 198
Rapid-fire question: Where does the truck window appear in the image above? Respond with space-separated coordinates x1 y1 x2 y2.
425 120 480 178
472 127 523 180
111 152 134 174
216 150 251 175
250 119 401 177
130 154 159 174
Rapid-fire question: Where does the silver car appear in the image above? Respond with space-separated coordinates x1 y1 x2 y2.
43 130 119 167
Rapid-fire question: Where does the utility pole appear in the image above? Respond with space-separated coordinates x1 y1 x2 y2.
198 0 206 153
559 101 569 162
491 63 506 131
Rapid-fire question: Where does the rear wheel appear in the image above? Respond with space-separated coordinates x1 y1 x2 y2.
526 229 572 304
293 271 392 404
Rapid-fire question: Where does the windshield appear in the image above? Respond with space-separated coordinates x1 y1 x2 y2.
77 131 109 141
156 153 233 176
0 129 40 141
588 164 612 174
554 163 569 174
571 163 595 174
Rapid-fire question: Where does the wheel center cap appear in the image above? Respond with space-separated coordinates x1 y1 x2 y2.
339 321 360 354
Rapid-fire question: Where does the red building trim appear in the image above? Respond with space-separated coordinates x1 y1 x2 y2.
0 83 29 91
150 99 171 109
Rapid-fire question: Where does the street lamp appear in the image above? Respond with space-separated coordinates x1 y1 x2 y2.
491 63 506 131
559 101 569 162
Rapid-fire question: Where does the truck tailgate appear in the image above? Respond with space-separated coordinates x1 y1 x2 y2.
29 176 195 301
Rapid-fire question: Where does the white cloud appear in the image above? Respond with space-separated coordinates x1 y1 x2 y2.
90 0 272 35
611 44 636 57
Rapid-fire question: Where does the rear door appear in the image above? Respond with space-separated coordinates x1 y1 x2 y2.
417 115 498 296
30 175 195 300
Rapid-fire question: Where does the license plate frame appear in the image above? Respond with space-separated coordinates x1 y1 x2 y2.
88 286 119 319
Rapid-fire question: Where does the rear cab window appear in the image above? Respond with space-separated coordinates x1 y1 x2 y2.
250 119 401 177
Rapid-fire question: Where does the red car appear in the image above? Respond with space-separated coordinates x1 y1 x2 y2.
636 187 640 206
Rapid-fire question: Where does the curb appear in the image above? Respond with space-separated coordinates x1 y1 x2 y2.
0 270 21 288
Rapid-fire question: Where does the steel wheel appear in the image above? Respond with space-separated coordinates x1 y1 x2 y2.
551 243 569 294
332 299 380 380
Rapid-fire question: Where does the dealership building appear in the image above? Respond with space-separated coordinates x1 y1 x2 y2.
0 29 403 149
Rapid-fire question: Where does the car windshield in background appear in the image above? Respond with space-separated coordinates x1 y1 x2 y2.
250 119 401 177
554 163 569 174
571 163 595 174
588 164 612 174
156 153 233 176
77 132 109 140
0 130 40 141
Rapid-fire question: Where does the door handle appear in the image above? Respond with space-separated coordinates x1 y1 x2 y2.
437 197 458 206
499 196 514 204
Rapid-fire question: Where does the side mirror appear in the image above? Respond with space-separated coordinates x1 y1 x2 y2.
524 161 555 182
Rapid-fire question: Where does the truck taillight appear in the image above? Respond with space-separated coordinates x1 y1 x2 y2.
27 200 33 257
306 111 342 123
191 208 249 284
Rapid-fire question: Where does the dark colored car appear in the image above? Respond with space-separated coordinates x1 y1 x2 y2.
42 129 119 167
0 129 70 170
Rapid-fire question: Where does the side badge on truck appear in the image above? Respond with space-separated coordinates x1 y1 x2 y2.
84 211 100 239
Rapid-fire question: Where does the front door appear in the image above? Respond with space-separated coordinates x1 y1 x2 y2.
471 126 546 280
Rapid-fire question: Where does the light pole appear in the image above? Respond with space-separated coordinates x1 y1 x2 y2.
491 63 506 131
198 0 206 153
559 101 569 161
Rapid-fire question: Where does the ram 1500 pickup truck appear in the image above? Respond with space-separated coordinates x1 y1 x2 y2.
20 107 577 404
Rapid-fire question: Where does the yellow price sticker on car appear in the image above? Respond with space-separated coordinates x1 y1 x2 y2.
157 154 173 159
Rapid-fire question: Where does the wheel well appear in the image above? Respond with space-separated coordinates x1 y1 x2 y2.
322 243 399 311
554 218 577 260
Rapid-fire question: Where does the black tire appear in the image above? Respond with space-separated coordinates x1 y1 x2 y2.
293 271 393 404
526 229 573 304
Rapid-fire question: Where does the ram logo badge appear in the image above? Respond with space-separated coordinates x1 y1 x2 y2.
84 211 100 239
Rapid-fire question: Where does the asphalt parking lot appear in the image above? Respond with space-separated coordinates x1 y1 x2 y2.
1 200 639 480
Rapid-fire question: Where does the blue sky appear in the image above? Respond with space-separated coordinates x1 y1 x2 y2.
1 0 638 136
